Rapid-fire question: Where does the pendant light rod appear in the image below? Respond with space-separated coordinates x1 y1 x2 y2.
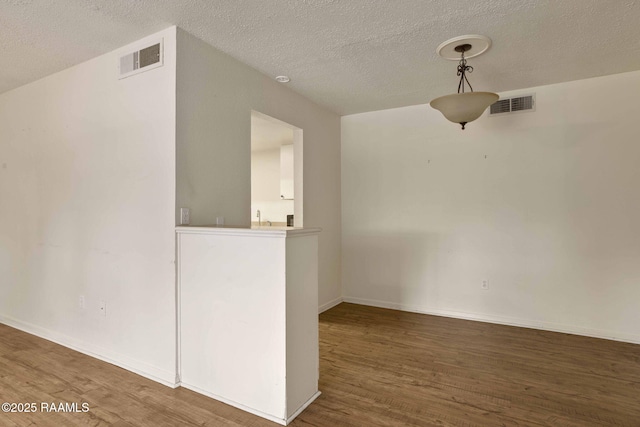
455 44 474 94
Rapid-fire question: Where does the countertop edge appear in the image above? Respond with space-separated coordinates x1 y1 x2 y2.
175 226 322 238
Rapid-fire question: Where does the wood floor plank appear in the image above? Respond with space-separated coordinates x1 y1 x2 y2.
1 303 639 426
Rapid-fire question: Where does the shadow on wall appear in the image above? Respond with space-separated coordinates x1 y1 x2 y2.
343 231 440 308
342 228 522 319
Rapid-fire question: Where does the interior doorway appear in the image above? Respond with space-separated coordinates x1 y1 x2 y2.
251 111 303 227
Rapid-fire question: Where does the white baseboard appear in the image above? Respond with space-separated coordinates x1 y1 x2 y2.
179 383 320 426
180 382 287 425
318 297 343 314
287 391 321 425
342 296 640 345
0 314 178 388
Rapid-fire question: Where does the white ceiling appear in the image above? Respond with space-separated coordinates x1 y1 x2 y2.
2 0 640 115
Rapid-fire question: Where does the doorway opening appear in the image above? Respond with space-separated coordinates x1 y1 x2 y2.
251 111 303 227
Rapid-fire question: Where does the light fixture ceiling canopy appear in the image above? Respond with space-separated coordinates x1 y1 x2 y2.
436 34 492 60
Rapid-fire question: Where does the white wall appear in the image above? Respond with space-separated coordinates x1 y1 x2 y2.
176 29 342 308
341 70 640 343
0 28 178 383
251 147 294 224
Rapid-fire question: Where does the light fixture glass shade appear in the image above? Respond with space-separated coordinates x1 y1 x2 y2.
430 92 499 128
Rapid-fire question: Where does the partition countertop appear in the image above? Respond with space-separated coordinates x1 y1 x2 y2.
175 225 321 237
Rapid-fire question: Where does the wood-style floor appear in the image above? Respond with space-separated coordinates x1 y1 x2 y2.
1 303 639 426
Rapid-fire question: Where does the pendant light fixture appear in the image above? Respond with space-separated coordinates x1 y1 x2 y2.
430 35 499 130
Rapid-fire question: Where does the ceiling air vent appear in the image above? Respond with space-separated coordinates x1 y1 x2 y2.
490 94 535 115
119 39 163 79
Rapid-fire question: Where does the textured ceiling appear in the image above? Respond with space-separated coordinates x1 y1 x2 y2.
2 0 640 115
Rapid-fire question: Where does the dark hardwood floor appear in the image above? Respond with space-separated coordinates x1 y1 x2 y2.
1 303 639 426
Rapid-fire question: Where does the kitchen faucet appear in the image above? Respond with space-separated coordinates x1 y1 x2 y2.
256 210 261 226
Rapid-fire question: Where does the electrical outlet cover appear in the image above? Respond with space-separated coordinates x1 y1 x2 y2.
180 207 190 225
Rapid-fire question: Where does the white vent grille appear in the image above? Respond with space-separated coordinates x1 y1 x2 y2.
490 94 535 115
119 39 163 79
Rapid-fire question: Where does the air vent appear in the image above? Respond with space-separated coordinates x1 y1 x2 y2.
119 39 163 79
490 99 511 115
490 94 535 115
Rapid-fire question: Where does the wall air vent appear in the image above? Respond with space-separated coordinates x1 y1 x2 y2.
119 39 163 79
490 94 535 115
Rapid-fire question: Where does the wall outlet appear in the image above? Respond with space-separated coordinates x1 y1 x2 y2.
180 207 190 225
481 279 489 290
79 295 85 310
99 300 107 316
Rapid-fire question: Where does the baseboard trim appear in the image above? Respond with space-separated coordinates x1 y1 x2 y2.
318 297 343 314
0 314 178 388
287 391 321 425
342 296 640 345
174 382 320 425
181 382 290 425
